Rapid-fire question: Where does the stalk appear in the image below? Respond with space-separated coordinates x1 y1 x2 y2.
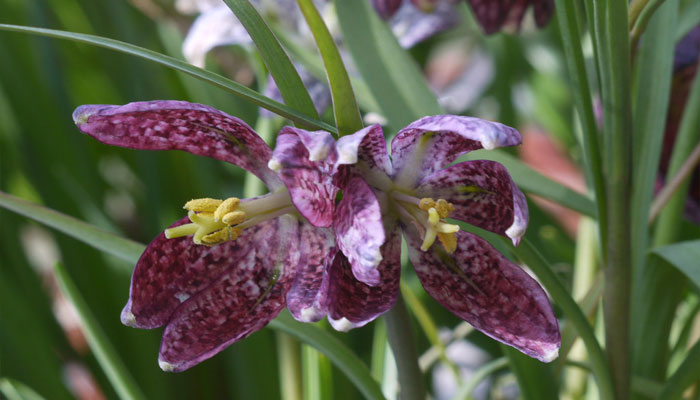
384 294 425 400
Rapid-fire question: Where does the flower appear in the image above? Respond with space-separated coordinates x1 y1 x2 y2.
465 0 554 34
270 115 561 361
73 100 342 372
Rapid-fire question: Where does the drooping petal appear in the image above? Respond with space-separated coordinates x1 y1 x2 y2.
158 215 299 372
73 100 282 189
466 0 553 34
121 217 282 329
391 0 460 48
391 115 521 188
403 227 560 362
269 127 338 227
335 125 394 189
327 230 401 331
182 4 252 67
286 225 336 323
371 0 403 19
334 177 386 286
415 160 528 245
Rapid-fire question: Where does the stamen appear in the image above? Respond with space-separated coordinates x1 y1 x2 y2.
438 232 457 253
164 223 199 239
222 210 246 225
184 198 222 212
414 197 459 253
214 198 240 221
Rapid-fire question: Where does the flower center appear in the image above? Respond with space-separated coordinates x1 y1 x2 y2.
165 190 294 246
391 191 460 253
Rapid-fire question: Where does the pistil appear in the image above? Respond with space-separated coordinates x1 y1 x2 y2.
391 191 460 253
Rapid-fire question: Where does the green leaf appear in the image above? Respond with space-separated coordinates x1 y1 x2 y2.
466 150 597 217
53 262 147 400
501 346 558 400
0 24 335 133
651 240 700 290
675 0 700 41
334 0 442 131
221 0 319 125
0 191 143 265
656 339 700 400
296 0 363 136
0 378 47 400
270 312 385 400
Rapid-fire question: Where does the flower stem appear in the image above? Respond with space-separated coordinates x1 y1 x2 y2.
277 332 303 400
383 293 425 400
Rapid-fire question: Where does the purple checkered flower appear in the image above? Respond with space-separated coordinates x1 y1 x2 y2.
73 100 343 372
465 0 554 34
275 116 561 361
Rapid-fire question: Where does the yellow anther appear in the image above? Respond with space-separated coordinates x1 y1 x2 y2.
420 226 438 251
428 207 440 225
202 227 241 245
214 197 240 221
419 198 436 211
184 198 222 212
222 210 246 226
436 222 459 234
435 199 454 219
438 232 457 254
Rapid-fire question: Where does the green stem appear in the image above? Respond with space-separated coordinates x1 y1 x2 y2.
383 294 425 400
277 333 303 400
513 239 614 400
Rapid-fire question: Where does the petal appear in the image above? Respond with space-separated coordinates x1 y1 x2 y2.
391 115 521 188
391 0 460 48
335 125 393 176
334 177 386 286
415 160 529 245
182 5 252 67
371 0 403 19
532 0 555 29
404 227 560 362
269 127 338 227
327 230 401 331
465 0 510 34
122 216 284 329
286 225 336 323
158 215 299 372
73 100 282 189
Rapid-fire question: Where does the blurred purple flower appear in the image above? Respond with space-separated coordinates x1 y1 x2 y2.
73 100 346 372
271 116 561 360
465 0 554 34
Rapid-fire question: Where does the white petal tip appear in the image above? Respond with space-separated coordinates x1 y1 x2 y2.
308 145 330 162
505 223 526 245
336 148 358 165
297 307 324 323
267 158 282 172
72 107 92 125
481 138 496 150
158 359 178 372
120 309 137 327
539 347 559 363
329 317 361 332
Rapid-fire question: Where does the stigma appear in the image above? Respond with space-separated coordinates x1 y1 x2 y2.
165 190 293 246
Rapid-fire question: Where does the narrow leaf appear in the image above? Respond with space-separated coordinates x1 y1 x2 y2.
0 191 143 265
334 0 442 131
296 0 363 136
53 262 147 400
269 312 385 400
501 346 558 400
656 339 700 400
651 240 700 291
0 24 335 133
221 0 320 125
0 378 47 400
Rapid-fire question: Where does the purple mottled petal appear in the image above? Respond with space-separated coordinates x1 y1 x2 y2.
404 227 560 362
73 100 282 189
270 127 338 227
121 217 283 329
261 68 333 117
371 0 403 19
158 215 299 372
391 115 521 187
327 230 401 331
466 0 510 34
675 26 700 72
286 225 336 322
335 125 393 188
532 0 554 28
415 160 529 245
182 5 252 67
334 177 386 286
391 0 460 48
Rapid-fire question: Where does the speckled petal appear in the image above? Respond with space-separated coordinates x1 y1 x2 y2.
73 100 281 189
391 0 460 48
466 0 553 34
327 230 401 331
532 0 554 29
286 225 336 323
182 4 251 67
391 115 521 188
158 215 299 372
404 227 560 362
334 177 386 286
121 217 282 329
415 160 529 245
336 125 392 175
270 127 338 227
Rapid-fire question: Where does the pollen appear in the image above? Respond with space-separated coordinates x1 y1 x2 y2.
418 197 459 253
437 232 457 254
214 197 240 221
184 198 222 213
166 196 245 246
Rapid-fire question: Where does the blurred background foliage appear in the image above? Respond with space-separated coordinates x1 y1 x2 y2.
1 0 697 399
